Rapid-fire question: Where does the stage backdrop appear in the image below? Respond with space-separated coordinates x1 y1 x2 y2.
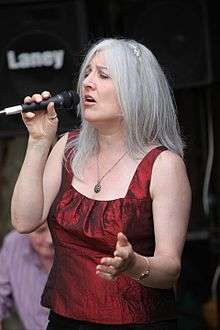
0 0 87 137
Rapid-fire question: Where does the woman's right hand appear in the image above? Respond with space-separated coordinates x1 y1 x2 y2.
22 91 58 142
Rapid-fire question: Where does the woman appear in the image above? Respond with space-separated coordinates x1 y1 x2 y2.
11 38 191 329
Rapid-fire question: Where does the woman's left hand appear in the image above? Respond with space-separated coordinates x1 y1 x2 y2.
96 232 136 281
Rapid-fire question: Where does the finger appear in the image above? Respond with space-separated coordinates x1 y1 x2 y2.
96 265 117 280
114 246 132 260
101 256 123 269
100 257 114 265
31 93 42 103
41 91 51 99
114 250 128 260
96 270 116 281
47 102 55 113
47 102 58 122
114 249 125 258
117 232 129 247
24 96 32 104
22 111 36 119
96 264 115 274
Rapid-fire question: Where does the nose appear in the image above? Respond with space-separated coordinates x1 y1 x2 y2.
83 73 96 89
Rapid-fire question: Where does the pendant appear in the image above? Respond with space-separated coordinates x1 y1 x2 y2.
94 183 101 193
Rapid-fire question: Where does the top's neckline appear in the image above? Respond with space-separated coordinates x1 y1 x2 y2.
69 146 166 202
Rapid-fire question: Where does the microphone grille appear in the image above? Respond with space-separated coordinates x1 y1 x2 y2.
60 90 80 108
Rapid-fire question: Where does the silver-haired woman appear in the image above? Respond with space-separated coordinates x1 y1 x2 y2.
11 38 191 329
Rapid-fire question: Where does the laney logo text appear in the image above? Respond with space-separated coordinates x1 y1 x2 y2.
7 50 65 70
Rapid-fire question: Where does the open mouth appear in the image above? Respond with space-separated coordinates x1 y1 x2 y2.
84 95 96 104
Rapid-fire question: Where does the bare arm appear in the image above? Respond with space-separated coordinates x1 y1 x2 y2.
11 92 67 233
142 150 191 287
97 151 191 289
124 152 191 288
11 134 67 233
11 137 52 233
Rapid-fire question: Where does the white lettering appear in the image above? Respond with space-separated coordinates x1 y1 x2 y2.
52 50 64 69
7 50 65 70
7 51 18 69
42 51 54 67
19 53 32 69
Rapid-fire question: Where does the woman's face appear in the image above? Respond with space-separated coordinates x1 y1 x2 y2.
81 51 123 129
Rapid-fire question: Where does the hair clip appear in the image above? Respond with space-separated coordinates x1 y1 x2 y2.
129 44 141 58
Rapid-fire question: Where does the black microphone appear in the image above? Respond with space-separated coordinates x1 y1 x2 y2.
0 90 80 116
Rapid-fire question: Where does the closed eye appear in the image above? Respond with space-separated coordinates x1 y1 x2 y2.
84 70 90 78
99 72 110 79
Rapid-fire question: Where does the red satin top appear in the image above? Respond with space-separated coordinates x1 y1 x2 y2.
41 131 176 324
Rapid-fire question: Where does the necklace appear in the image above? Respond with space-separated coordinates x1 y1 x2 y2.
94 151 127 193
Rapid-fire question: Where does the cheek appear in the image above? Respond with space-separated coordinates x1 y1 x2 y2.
32 236 44 247
110 96 122 115
33 241 41 251
101 87 120 110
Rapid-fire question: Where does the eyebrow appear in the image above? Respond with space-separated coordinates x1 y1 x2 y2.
85 64 108 70
97 65 108 70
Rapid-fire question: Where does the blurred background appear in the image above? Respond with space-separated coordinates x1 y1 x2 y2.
0 0 220 329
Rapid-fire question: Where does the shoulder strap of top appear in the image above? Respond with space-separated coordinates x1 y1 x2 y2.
146 146 167 162
126 146 168 198
64 129 79 156
138 146 168 182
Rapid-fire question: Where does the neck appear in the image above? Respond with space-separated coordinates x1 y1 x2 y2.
97 128 126 154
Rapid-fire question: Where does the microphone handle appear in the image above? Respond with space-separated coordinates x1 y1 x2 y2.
0 90 79 116
22 95 62 113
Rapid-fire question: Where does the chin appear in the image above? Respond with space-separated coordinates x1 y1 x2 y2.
83 111 93 120
83 113 100 123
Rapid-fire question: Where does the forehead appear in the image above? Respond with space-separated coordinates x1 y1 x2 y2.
88 50 107 68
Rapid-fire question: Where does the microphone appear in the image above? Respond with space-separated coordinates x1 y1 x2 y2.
0 90 80 116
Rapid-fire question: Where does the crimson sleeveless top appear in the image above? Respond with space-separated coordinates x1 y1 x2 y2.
41 130 176 324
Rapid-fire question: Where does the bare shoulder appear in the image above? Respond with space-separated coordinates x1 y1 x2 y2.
150 150 191 198
48 132 69 159
154 149 187 174
54 132 69 150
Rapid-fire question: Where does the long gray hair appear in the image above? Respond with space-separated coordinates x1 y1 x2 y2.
66 38 184 177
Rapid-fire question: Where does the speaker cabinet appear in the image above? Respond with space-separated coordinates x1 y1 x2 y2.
208 1 220 84
0 0 87 136
113 0 212 89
